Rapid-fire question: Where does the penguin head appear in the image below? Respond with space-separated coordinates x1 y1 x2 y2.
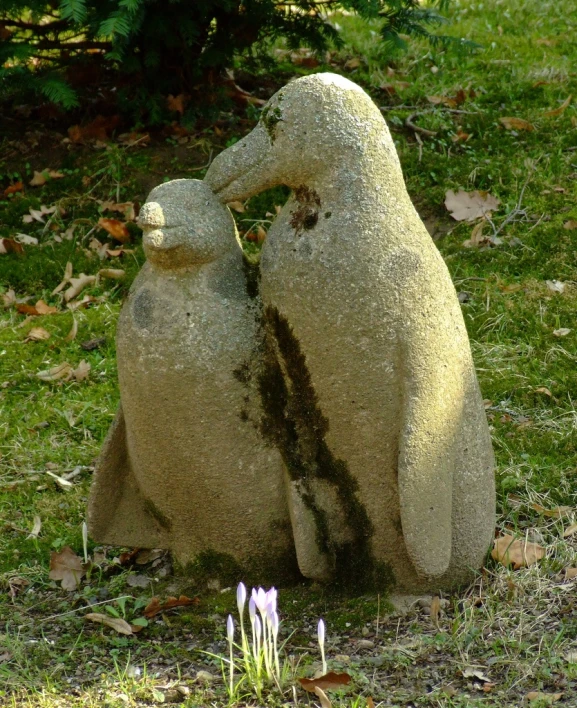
138 179 238 269
205 72 390 203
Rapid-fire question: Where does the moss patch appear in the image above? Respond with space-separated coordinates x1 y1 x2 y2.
258 306 387 590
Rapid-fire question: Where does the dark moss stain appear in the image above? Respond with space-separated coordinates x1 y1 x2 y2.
290 185 321 235
132 288 154 329
325 211 332 219
242 256 260 300
260 92 284 141
258 306 388 590
143 498 172 531
233 362 251 386
176 543 301 587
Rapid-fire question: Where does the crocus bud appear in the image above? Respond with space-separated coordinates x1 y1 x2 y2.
237 582 247 617
227 614 234 642
249 596 256 621
255 614 262 642
271 610 279 638
265 587 277 614
318 619 325 647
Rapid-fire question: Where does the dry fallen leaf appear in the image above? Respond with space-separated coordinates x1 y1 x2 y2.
543 95 572 117
25 327 51 342
462 667 491 683
227 201 245 213
366 698 375 708
85 613 134 635
563 523 577 538
97 218 130 244
29 169 65 187
143 595 199 618
4 181 23 196
27 515 42 539
500 117 535 131
98 268 125 280
49 546 85 591
167 93 187 115
37 362 73 382
491 534 545 569
445 190 500 222
553 328 571 337
430 595 441 626
531 503 572 518
67 295 97 311
17 300 59 316
314 686 332 708
564 568 577 580
64 274 96 303
64 318 78 342
22 204 57 224
563 220 577 230
15 233 38 246
52 261 74 295
526 691 562 704
99 201 136 221
298 672 352 693
71 360 90 382
546 280 565 293
0 238 25 255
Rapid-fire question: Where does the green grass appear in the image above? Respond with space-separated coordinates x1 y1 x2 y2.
2 0 577 705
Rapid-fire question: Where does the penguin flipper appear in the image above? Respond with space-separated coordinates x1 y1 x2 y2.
88 405 165 549
392 247 461 579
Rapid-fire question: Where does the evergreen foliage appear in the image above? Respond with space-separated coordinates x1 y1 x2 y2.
0 0 456 117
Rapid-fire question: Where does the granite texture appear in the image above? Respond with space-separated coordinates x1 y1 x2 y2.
88 179 296 574
205 73 496 591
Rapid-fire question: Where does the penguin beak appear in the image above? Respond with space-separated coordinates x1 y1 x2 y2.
205 122 276 204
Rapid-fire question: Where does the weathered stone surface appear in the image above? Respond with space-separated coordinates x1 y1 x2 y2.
205 73 496 591
88 179 296 576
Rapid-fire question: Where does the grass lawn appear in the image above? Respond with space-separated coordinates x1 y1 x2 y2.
1 0 577 705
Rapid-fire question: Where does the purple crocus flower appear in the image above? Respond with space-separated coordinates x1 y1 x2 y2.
237 582 247 617
227 614 234 642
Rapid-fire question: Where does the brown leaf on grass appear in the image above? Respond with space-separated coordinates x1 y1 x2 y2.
8 577 29 599
29 169 65 187
24 327 51 342
64 274 96 302
298 672 352 693
553 328 571 337
68 115 120 144
49 546 85 590
445 190 500 222
314 686 332 708
98 218 130 243
366 699 375 708
430 595 441 626
106 248 134 258
462 667 491 683
500 117 535 131
37 362 73 382
543 96 572 117
22 204 57 224
167 94 187 115
67 294 97 311
64 317 78 342
526 691 562 703
4 181 23 196
227 201 245 213
563 221 577 230
81 337 106 351
99 201 136 221
427 90 466 109
563 523 577 538
15 233 38 245
462 219 502 248
16 300 59 316
71 360 90 382
531 503 572 518
546 279 565 293
2 289 17 308
564 568 577 580
452 129 471 143
491 534 545 569
0 238 25 255
98 268 125 280
85 613 134 635
143 595 199 618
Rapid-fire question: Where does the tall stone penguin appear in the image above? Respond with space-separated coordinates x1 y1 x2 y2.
88 179 296 577
204 73 496 591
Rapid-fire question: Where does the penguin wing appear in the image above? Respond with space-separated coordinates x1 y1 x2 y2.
88 405 166 548
390 246 467 578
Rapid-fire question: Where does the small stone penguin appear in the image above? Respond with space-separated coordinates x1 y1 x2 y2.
88 179 296 576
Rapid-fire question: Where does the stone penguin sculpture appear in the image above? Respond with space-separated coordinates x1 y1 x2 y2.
205 73 496 591
88 179 297 576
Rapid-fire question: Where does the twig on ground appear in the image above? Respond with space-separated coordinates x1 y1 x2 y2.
405 113 437 137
